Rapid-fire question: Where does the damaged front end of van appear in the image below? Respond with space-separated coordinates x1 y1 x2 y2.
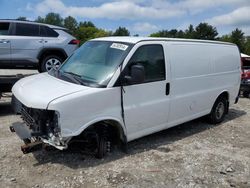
10 102 68 153
9 72 87 154
9 40 132 157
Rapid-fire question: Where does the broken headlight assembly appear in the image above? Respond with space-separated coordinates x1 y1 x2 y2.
20 105 60 138
10 104 67 153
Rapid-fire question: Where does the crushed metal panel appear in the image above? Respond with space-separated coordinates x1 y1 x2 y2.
10 122 31 139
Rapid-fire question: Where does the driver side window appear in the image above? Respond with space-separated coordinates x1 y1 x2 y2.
128 44 166 83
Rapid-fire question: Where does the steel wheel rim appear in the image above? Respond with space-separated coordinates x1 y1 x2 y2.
45 58 61 71
215 102 225 120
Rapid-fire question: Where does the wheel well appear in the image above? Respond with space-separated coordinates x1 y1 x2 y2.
38 49 67 64
79 120 126 146
218 91 229 101
216 91 229 113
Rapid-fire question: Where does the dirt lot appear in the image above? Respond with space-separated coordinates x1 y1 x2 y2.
0 96 250 188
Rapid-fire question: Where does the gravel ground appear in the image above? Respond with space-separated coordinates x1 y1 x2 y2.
0 95 250 188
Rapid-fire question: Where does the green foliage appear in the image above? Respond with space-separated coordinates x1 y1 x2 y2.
231 28 245 52
185 24 195 39
95 29 110 38
150 23 218 40
220 28 246 53
113 27 130 36
150 30 165 37
245 37 250 55
35 13 63 26
79 21 95 28
76 21 109 44
29 12 250 54
35 16 45 23
16 17 27 21
34 13 110 44
220 34 231 42
150 29 185 38
75 26 109 44
64 16 78 34
194 23 218 40
44 13 63 26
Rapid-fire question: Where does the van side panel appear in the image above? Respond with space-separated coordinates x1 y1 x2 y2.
210 45 241 105
48 87 124 138
166 42 240 126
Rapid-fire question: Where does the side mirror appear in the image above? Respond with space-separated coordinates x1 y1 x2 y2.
124 64 145 84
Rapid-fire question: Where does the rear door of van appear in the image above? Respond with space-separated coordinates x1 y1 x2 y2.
122 41 170 141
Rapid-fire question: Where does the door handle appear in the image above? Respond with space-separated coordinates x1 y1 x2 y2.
38 40 47 43
0 40 10 44
166 83 170 95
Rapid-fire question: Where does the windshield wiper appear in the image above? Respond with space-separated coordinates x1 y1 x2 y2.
62 71 87 86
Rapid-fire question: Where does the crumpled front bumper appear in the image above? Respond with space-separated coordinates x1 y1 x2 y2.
10 121 67 154
10 122 31 140
10 122 43 154
10 96 69 153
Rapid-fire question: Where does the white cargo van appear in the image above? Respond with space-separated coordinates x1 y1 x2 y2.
11 37 241 158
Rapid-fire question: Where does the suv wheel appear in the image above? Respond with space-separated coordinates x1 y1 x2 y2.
39 55 63 72
208 97 227 124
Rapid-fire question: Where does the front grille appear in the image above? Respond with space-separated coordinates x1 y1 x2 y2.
21 107 35 128
20 105 56 137
20 105 43 136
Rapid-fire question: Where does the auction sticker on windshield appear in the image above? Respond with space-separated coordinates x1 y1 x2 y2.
110 43 128 51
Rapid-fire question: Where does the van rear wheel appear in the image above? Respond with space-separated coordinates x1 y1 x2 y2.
208 97 227 124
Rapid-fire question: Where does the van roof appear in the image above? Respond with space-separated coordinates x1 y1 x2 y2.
0 19 66 30
92 36 235 46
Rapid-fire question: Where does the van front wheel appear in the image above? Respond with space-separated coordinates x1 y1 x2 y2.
95 132 110 159
208 97 227 124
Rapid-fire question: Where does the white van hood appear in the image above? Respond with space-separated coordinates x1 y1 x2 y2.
12 73 90 109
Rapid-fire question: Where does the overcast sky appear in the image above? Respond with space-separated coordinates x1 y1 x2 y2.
1 0 250 36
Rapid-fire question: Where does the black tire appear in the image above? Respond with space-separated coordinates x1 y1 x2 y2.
243 91 249 98
95 132 109 159
39 55 63 72
208 97 227 124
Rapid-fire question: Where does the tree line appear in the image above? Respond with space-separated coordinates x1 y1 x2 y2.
17 13 130 45
17 13 250 55
150 23 250 54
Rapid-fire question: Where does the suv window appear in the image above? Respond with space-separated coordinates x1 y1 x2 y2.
40 26 59 37
15 23 39 36
128 44 166 82
0 22 10 35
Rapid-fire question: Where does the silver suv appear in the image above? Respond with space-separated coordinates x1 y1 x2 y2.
0 20 79 72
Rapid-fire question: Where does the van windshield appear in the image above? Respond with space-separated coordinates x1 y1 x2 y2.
59 41 132 87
